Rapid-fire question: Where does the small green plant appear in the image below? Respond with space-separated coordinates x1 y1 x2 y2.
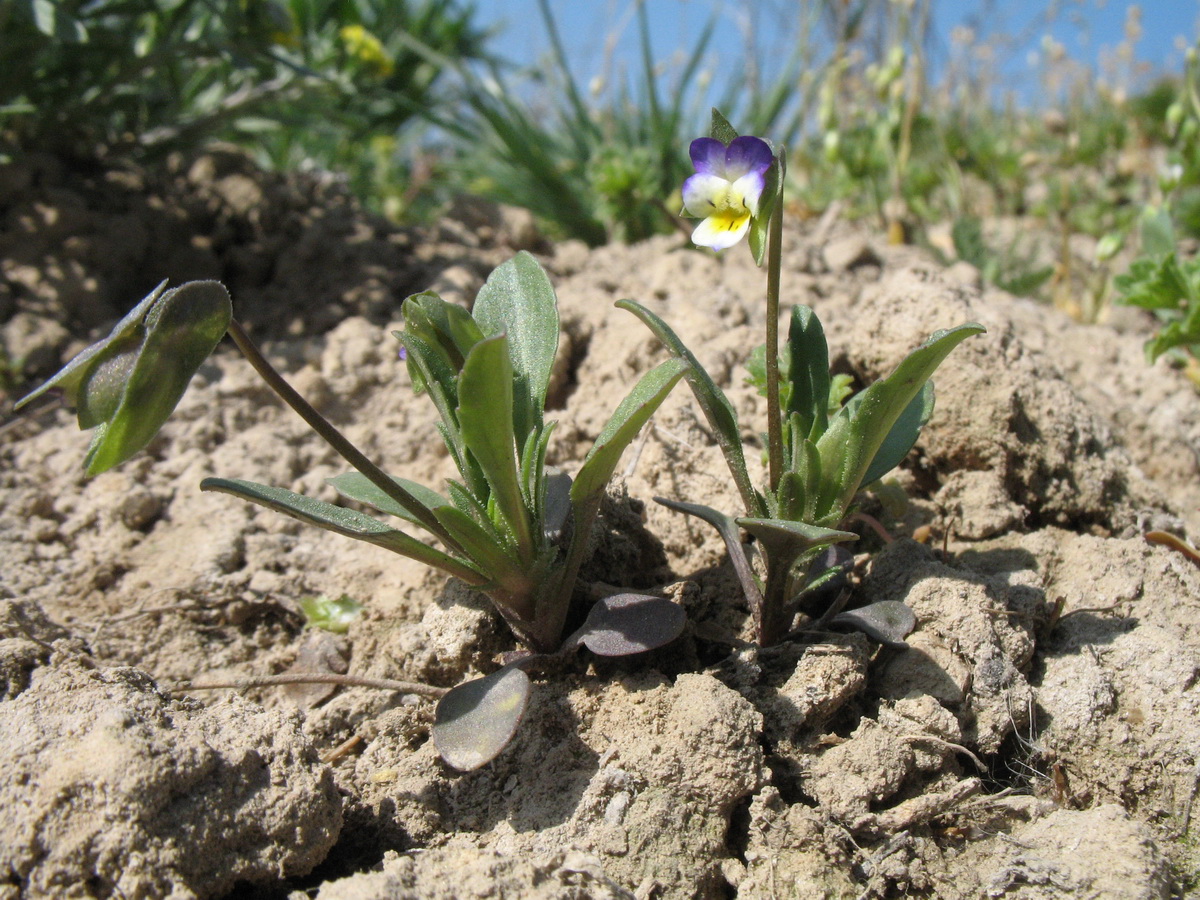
1113 46 1200 379
1115 207 1200 373
950 216 1055 298
16 253 687 770
298 594 363 634
621 110 984 646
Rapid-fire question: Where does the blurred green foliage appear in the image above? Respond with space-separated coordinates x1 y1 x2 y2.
3 0 1198 335
0 0 487 214
425 0 817 245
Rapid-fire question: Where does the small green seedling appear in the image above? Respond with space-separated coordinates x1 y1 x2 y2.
1115 207 1200 371
298 594 363 634
17 253 687 770
622 110 984 646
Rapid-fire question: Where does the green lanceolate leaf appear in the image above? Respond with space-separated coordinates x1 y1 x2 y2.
327 472 452 529
655 497 763 611
393 330 462 427
431 503 525 589
859 382 935 487
401 291 486 374
200 477 487 586
457 334 534 556
617 299 763 516
15 280 232 476
786 305 831 440
571 357 688 510
776 432 822 523
471 252 560 444
737 517 857 570
433 664 531 771
814 322 984 522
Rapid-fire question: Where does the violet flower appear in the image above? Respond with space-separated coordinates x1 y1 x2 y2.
682 135 773 251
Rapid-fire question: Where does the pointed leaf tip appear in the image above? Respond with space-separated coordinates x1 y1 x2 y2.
830 601 916 647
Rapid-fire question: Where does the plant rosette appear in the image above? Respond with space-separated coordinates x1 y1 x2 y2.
16 253 688 771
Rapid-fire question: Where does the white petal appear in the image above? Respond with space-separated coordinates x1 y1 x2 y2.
692 213 751 251
731 171 767 216
682 173 732 217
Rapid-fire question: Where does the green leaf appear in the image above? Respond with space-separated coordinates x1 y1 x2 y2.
747 150 783 267
393 329 462 427
655 497 762 610
431 504 525 590
709 107 739 144
859 382 935 486
327 472 451 529
433 665 531 771
1140 205 1177 258
457 334 533 555
786 305 831 441
200 477 487 587
737 517 857 569
471 252 560 444
775 431 823 522
16 281 232 476
1146 308 1200 361
814 322 984 522
570 357 688 510
617 299 763 516
298 594 362 634
1115 254 1196 312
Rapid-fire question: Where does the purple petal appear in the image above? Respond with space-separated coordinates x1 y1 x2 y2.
724 136 773 180
689 137 727 175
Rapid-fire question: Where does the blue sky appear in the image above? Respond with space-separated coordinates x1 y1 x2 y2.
470 0 1198 106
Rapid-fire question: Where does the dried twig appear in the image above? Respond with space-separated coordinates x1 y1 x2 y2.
170 672 448 699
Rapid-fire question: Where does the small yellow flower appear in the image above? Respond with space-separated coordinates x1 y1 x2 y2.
339 24 394 78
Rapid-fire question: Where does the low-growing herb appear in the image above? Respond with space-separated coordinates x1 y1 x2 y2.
621 109 984 647
16 252 688 770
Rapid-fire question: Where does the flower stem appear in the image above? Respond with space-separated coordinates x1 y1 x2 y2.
225 319 461 552
764 184 785 494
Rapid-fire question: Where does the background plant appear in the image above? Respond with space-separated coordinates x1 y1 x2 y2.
421 0 821 244
0 0 486 216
